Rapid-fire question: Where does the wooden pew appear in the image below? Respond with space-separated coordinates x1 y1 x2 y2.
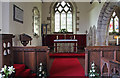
12 46 49 73
85 46 120 76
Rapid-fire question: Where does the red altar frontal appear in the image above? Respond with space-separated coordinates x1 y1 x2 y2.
54 39 78 53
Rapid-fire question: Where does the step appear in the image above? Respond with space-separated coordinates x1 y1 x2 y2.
21 69 31 77
49 53 85 57
13 64 25 76
29 73 37 78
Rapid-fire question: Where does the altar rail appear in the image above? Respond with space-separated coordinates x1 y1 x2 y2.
85 46 120 76
13 46 49 73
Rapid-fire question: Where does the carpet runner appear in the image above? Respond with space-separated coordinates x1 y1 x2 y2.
49 57 86 78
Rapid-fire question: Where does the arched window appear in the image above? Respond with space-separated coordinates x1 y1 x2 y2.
109 12 119 33
32 7 40 37
54 1 73 32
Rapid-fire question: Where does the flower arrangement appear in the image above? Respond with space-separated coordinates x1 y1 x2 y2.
0 65 15 78
89 62 99 78
59 29 68 33
37 63 47 78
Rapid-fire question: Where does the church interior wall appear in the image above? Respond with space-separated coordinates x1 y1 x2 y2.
8 2 42 46
0 1 2 34
41 2 104 34
1 1 108 47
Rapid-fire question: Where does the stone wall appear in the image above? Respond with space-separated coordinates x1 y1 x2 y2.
97 1 120 46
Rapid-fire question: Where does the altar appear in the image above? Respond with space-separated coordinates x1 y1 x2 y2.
54 39 78 53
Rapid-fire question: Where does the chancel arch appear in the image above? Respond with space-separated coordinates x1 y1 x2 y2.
97 1 120 46
49 0 77 34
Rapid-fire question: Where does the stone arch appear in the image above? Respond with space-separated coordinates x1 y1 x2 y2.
49 0 77 34
97 1 120 46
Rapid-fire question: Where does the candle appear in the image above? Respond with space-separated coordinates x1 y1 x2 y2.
117 36 119 45
74 35 75 39
56 35 58 39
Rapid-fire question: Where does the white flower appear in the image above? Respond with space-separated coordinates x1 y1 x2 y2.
90 74 92 77
92 69 95 72
39 69 42 71
8 66 15 75
39 74 41 76
40 63 42 66
39 67 42 70
92 66 95 69
0 74 3 78
91 63 95 66
42 71 45 74
90 70 92 72
2 74 5 78
1 65 7 73
92 74 95 77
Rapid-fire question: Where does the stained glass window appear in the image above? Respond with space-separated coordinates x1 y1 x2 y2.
114 16 119 32
109 18 113 32
109 11 119 33
54 1 73 32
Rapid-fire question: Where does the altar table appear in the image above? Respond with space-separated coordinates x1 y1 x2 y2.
54 39 78 53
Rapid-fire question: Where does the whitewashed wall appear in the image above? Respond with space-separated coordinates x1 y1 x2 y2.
88 2 104 28
2 2 9 34
0 1 2 69
0 1 2 34
2 2 105 46
9 2 42 46
41 2 104 34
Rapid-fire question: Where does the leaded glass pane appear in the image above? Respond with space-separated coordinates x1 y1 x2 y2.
58 6 63 12
67 13 72 32
56 3 60 7
61 12 66 29
64 6 69 12
55 13 60 32
67 3 70 7
109 18 113 32
61 1 66 7
55 8 57 11
54 1 73 32
33 7 40 36
114 16 119 32
112 12 116 17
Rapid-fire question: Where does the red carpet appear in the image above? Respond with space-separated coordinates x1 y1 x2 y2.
49 58 86 78
49 53 85 57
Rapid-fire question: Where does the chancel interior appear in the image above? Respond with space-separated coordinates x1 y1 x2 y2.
0 0 120 78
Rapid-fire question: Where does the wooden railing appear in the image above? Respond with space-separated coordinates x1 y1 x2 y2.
85 46 120 76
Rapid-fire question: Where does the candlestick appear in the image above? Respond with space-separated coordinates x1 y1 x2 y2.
117 36 119 45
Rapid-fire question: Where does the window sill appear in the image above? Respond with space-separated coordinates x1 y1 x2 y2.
53 32 73 34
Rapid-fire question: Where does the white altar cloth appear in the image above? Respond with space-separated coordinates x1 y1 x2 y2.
54 39 78 53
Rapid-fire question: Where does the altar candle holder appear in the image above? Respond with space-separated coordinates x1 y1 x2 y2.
117 36 119 45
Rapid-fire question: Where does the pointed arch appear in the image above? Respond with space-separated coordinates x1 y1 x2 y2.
49 0 77 34
97 1 120 46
